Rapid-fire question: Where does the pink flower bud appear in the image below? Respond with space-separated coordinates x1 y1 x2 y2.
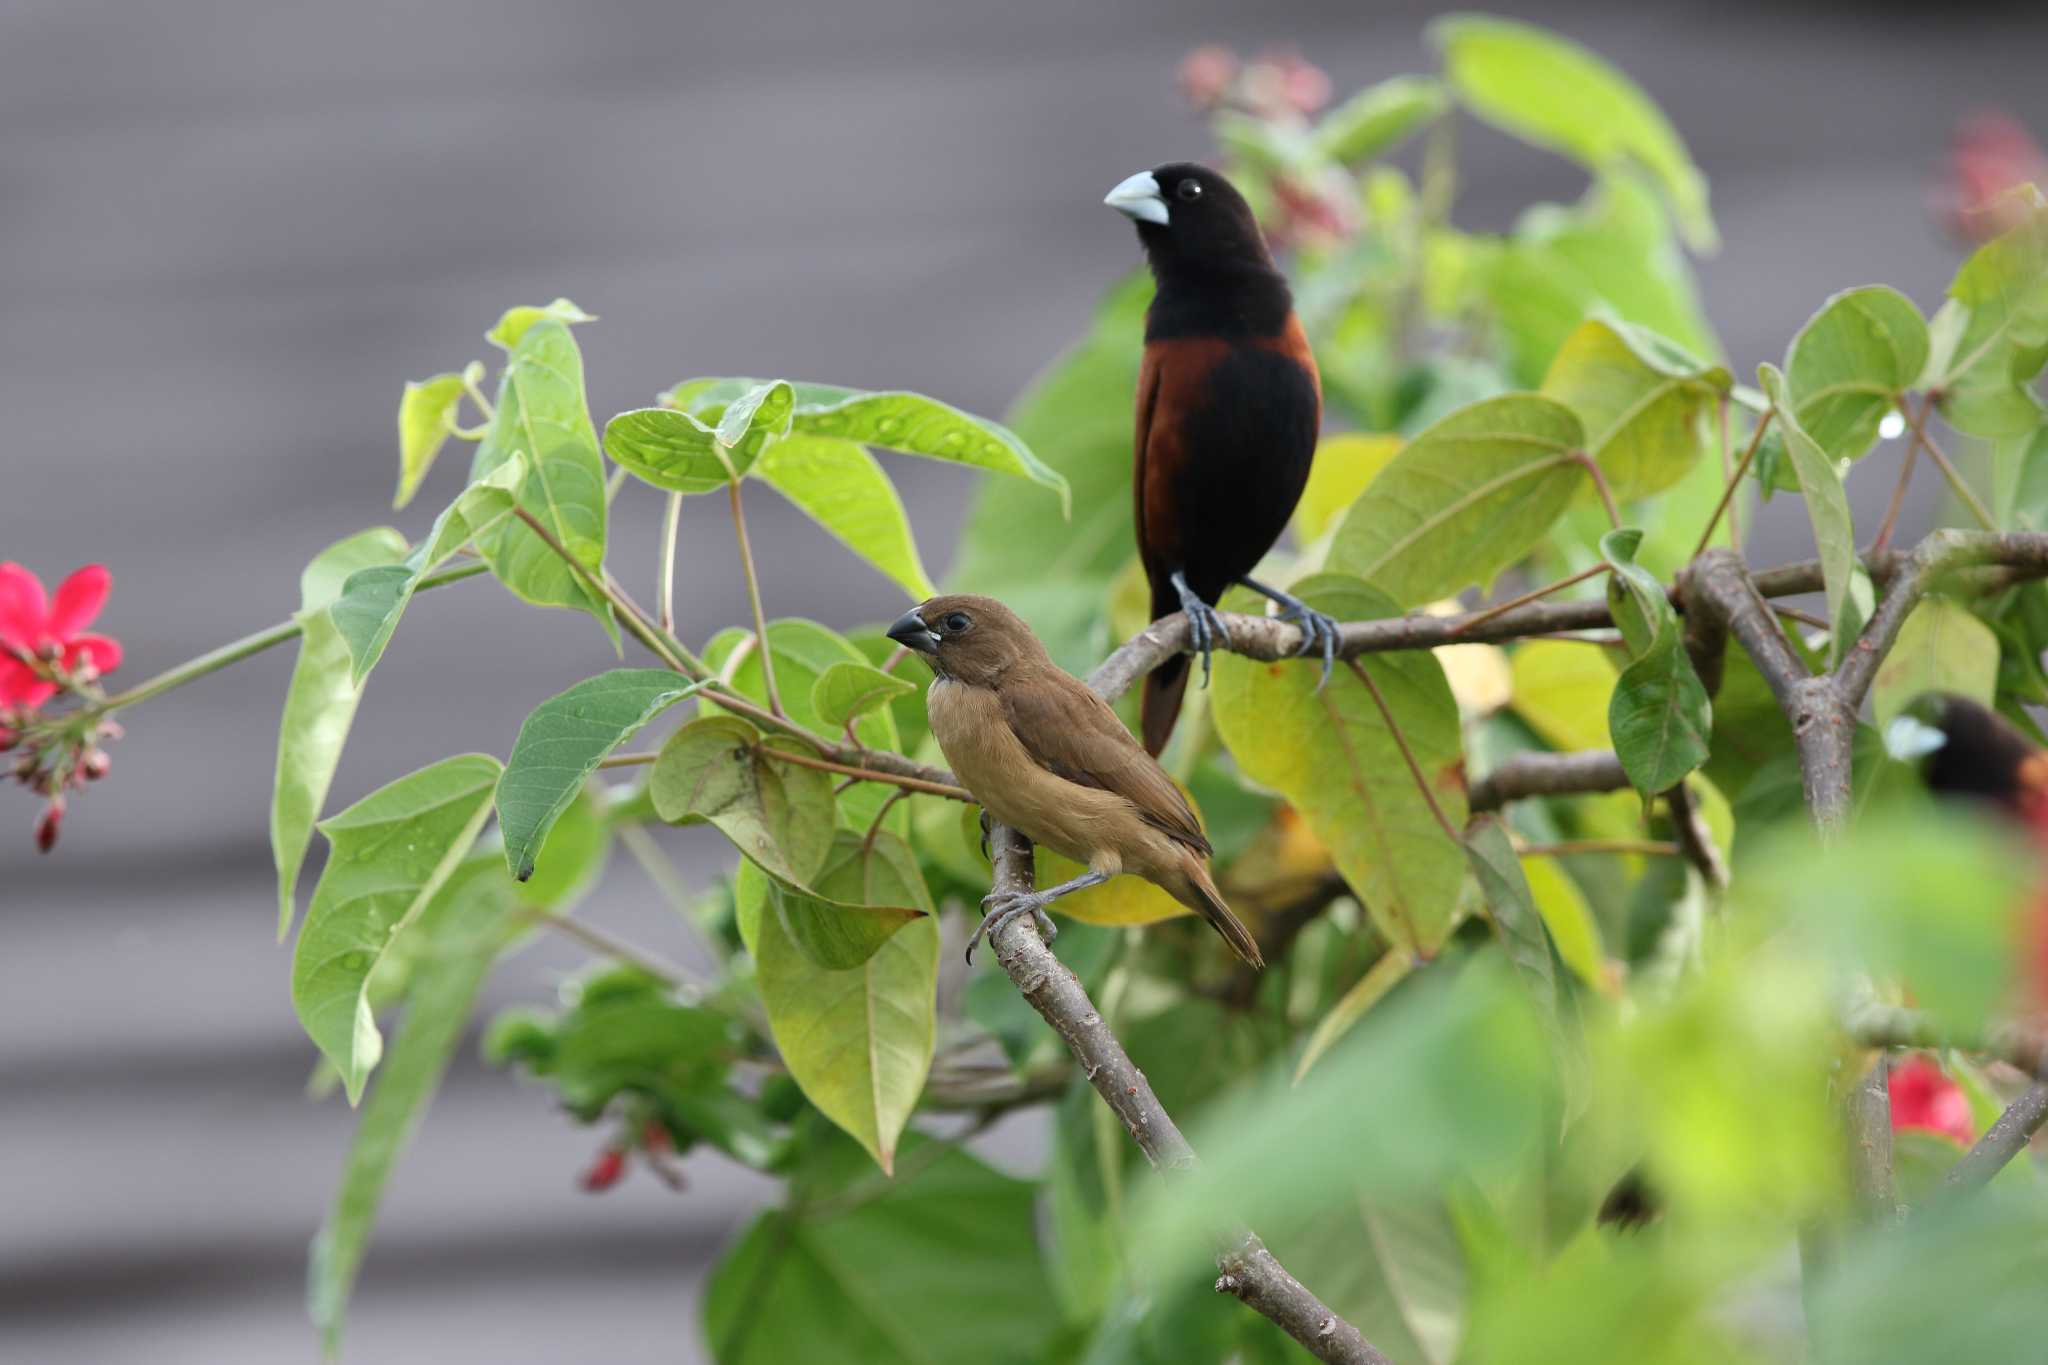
79 750 110 781
1177 45 1238 110
580 1146 627 1192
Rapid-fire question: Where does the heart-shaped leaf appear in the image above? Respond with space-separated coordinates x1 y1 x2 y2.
1541 315 1729 501
811 659 919 732
649 715 836 887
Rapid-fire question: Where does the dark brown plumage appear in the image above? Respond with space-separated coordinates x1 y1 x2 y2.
1105 162 1330 755
887 594 1263 966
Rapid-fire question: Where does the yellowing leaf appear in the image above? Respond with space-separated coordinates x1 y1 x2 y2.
1295 433 1403 543
1510 639 1617 752
1871 595 2001 728
1520 855 1613 995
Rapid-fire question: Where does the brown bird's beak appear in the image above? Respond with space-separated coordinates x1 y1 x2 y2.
886 609 939 655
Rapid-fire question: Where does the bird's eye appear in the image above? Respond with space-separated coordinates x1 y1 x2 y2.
1176 179 1203 203
943 612 971 633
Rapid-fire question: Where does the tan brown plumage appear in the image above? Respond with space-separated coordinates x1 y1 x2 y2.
886 593 1263 966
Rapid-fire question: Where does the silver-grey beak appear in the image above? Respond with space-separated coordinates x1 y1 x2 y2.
1104 170 1168 226
886 609 940 655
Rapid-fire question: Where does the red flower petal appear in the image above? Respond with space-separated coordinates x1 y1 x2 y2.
0 562 47 652
63 633 123 676
0 656 55 709
1889 1055 1976 1145
46 565 111 641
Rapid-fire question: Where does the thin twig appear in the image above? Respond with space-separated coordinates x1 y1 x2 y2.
1664 780 1730 893
1717 396 1743 553
727 479 784 717
759 746 973 802
519 907 692 990
1346 659 1460 842
1694 408 1773 557
1514 838 1680 858
1449 563 1610 638
1871 400 1923 555
983 824 1387 1365
1905 396 1996 532
862 787 911 853
1574 451 1622 530
1946 1081 2048 1192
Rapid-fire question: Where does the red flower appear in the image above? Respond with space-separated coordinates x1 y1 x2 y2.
0 563 122 710
1938 112 2048 243
1888 1055 1975 1145
579 1146 627 1193
1177 45 1239 111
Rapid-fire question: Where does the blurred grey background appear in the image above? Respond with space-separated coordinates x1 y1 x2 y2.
4 1 2046 1361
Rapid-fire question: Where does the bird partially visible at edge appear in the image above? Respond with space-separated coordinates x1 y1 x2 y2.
887 594 1264 967
1104 161 1335 755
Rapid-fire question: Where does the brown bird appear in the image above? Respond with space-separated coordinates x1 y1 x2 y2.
1105 162 1333 755
887 594 1263 967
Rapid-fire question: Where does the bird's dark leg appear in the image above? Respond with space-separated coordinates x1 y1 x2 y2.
1169 569 1231 687
977 808 992 862
966 870 1109 964
1239 575 1338 690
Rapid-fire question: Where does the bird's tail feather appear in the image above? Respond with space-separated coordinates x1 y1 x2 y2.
1184 859 1264 969
1141 656 1188 757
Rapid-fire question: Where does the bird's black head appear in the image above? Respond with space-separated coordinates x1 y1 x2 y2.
885 594 1045 689
1104 163 1274 279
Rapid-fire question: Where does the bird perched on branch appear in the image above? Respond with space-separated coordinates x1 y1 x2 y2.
1888 692 2048 822
887 594 1263 967
1104 161 1333 755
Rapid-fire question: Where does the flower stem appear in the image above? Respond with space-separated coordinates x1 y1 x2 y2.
659 491 683 633
90 559 490 715
727 479 784 717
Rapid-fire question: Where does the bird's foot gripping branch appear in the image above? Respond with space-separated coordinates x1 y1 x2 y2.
20 19 2048 1364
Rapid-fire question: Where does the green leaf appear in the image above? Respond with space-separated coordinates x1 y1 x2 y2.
1313 74 1450 164
701 618 904 836
497 669 710 882
604 381 796 492
308 858 511 1355
1486 177 1718 389
649 715 837 887
701 1135 1057 1362
763 829 929 970
1539 316 1730 501
1508 638 1616 754
1600 529 1711 797
511 786 609 912
668 379 1070 515
1756 286 1927 490
1762 363 1868 663
1931 190 2048 438
741 860 938 1173
810 659 918 733
1870 594 2001 728
466 319 610 623
273 526 409 939
291 754 502 1103
394 362 482 510
1327 393 1586 606
1434 14 1715 251
753 435 937 599
1296 944 1418 1082
1520 855 1610 994
1464 816 1556 1016
1212 574 1468 954
950 274 1151 670
485 297 594 350
330 454 526 685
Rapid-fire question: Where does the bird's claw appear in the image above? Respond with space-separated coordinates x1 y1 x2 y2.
977 809 992 862
1172 575 1231 687
966 889 1058 964
1277 602 1340 691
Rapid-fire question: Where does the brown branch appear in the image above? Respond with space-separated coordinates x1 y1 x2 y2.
983 824 1387 1365
1837 530 2048 707
1945 1081 2048 1193
758 746 972 802
1694 406 1772 556
1664 780 1730 893
1469 751 1628 812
